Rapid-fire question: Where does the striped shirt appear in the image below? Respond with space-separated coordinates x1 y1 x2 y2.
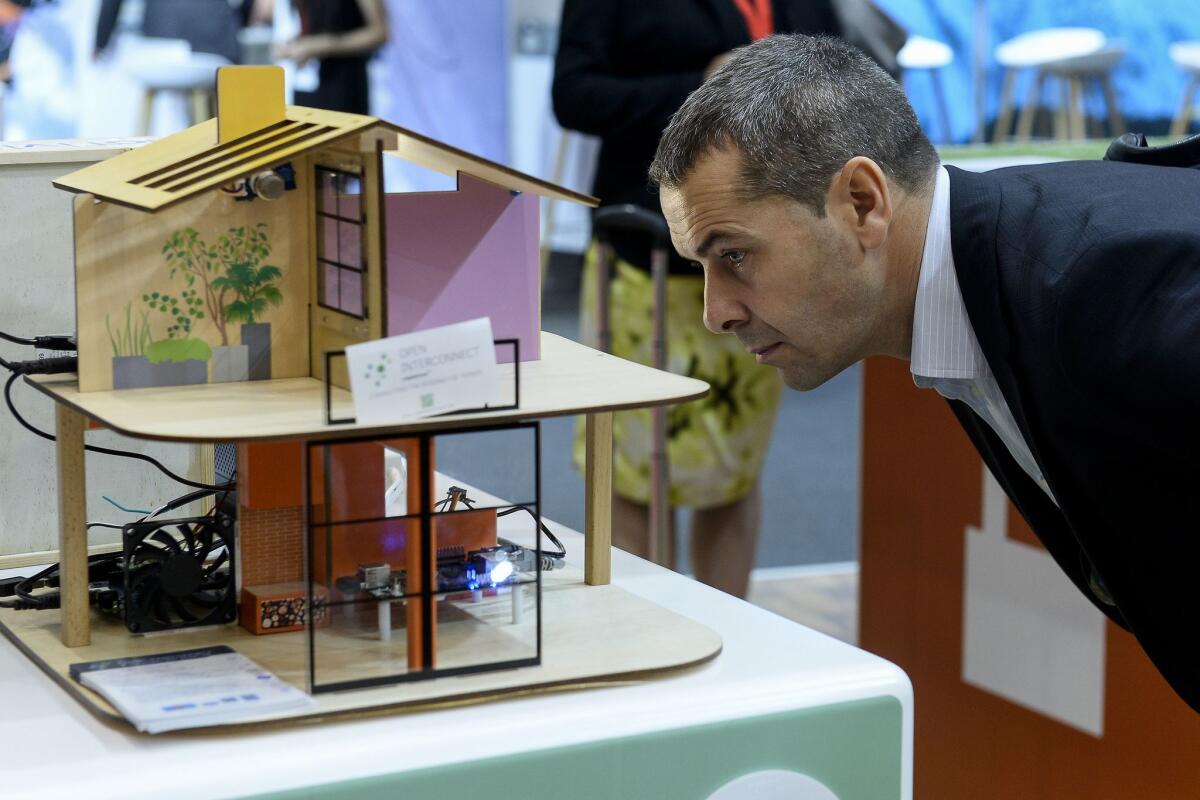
909 167 1057 505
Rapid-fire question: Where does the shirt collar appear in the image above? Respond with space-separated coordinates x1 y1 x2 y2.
910 166 990 381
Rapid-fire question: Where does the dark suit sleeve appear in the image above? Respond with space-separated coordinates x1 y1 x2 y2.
1053 229 1200 706
1056 231 1200 427
1052 229 1200 531
551 0 705 139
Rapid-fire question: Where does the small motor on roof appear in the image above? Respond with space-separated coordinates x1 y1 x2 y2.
222 163 297 202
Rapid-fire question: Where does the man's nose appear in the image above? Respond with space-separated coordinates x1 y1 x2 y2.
703 272 748 334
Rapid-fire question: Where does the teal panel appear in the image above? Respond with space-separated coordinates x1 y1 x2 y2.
246 695 903 800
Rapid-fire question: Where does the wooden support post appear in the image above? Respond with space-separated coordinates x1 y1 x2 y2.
1054 79 1070 141
198 443 215 514
1170 77 1198 139
189 87 211 126
1015 71 1045 143
1101 74 1125 138
991 68 1017 144
139 90 156 137
55 404 89 647
584 411 613 586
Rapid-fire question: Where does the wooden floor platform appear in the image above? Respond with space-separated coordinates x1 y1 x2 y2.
26 332 709 443
0 565 722 733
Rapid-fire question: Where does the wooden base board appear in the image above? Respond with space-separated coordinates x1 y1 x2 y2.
0 567 721 733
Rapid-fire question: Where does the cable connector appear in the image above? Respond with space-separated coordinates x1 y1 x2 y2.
9 356 78 375
33 334 77 352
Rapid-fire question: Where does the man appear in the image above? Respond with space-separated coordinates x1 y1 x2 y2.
650 34 1200 712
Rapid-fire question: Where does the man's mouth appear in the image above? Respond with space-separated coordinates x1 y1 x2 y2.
748 342 782 363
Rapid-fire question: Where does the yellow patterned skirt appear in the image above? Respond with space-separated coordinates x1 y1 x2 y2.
572 245 782 509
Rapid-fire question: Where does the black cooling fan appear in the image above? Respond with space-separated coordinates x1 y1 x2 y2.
121 514 237 633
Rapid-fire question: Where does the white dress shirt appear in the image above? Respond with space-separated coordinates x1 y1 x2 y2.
909 167 1057 505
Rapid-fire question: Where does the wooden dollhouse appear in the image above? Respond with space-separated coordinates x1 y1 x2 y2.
0 66 721 726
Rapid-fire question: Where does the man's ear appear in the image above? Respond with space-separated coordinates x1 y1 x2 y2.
826 156 892 251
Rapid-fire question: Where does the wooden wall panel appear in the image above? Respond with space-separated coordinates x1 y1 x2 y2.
74 184 309 392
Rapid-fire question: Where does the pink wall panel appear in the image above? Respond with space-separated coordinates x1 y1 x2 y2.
384 173 539 362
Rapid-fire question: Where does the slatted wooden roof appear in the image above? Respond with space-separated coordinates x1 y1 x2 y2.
53 106 598 212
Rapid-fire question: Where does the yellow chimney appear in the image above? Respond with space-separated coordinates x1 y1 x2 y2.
216 65 286 144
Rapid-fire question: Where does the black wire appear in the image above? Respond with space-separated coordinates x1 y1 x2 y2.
0 330 36 346
8 486 229 610
12 551 124 609
498 505 566 559
4 372 233 492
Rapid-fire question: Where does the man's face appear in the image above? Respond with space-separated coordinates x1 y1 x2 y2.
661 148 887 391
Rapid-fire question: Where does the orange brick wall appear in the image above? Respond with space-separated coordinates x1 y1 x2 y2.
239 505 306 588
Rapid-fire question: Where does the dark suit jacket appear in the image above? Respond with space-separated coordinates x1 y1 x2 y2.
947 161 1200 712
551 0 839 271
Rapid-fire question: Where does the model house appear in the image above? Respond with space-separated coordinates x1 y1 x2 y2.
49 66 599 688
13 66 710 713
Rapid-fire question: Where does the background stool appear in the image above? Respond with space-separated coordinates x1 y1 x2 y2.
1169 41 1200 137
1034 44 1127 141
122 38 230 135
993 27 1109 142
898 35 954 143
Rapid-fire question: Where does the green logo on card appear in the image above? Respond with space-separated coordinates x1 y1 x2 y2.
421 393 434 408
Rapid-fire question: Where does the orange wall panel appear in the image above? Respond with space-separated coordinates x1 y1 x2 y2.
239 441 304 509
859 355 1200 799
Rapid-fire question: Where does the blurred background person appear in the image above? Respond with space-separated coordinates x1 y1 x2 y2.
94 0 243 63
0 0 23 86
552 0 844 598
273 0 387 114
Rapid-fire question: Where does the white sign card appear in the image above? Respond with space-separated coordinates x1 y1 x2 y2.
345 318 500 423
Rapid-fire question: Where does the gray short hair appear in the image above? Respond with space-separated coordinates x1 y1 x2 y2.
650 34 938 215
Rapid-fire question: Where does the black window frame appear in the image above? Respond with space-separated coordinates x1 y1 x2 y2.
315 164 367 320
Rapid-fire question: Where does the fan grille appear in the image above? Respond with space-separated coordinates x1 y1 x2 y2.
121 514 237 633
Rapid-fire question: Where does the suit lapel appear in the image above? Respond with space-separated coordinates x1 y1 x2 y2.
945 166 1050 489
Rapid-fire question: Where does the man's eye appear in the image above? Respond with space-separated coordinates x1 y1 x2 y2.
723 250 746 268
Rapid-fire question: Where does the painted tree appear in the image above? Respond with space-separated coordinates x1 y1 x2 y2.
161 222 281 345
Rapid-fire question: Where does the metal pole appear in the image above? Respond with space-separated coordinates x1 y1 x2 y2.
596 242 613 354
648 245 670 567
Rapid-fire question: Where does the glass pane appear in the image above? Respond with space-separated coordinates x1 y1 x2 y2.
316 169 335 212
321 262 339 308
338 220 361 268
312 593 418 688
432 427 538 511
340 268 363 317
308 517 432 688
337 174 362 220
433 586 538 672
432 512 540 594
321 216 339 262
383 446 410 517
309 439 425 525
310 518 416 599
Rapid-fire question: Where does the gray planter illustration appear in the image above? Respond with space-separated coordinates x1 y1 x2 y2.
151 359 208 386
112 355 153 389
212 344 250 383
242 322 272 380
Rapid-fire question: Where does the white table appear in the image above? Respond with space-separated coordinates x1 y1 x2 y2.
0 521 912 800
